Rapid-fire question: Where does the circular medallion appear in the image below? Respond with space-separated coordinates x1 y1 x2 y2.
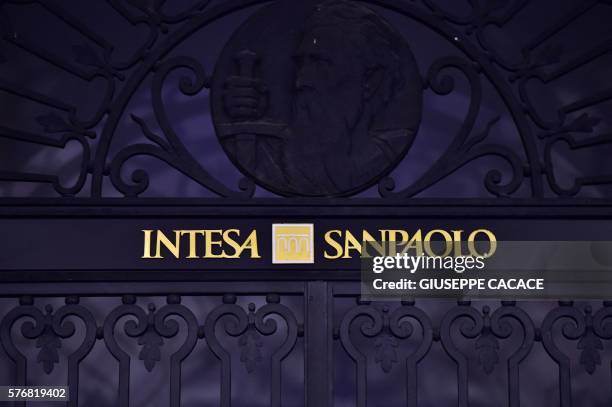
211 0 423 196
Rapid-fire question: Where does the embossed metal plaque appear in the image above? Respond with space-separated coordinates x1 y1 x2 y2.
211 0 423 196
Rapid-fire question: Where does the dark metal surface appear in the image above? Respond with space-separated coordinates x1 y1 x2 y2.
211 0 423 196
0 0 610 199
1 292 611 406
1 0 612 406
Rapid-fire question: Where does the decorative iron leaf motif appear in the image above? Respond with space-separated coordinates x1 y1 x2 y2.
35 324 61 374
374 334 398 373
131 114 172 152
239 328 263 373
465 116 501 151
578 329 603 375
476 329 500 375
36 112 71 133
138 325 163 372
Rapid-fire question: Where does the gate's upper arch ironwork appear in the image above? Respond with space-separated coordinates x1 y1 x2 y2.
2 3 612 407
1 0 611 199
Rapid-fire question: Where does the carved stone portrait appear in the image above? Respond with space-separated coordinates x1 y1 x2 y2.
211 0 422 196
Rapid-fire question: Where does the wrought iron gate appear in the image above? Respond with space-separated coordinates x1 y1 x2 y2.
1 0 612 406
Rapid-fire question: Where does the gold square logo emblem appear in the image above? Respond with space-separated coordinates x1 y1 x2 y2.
272 224 314 264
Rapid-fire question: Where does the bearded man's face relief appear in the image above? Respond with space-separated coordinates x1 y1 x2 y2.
212 0 423 196
292 25 365 156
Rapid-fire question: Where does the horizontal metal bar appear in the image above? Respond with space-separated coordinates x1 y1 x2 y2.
0 200 611 218
0 280 308 297
0 201 612 219
0 271 362 287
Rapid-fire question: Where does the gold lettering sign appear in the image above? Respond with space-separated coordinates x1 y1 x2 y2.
142 229 260 259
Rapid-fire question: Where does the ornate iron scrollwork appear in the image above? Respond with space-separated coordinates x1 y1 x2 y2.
0 294 611 406
0 296 96 407
204 293 298 407
379 56 524 198
338 299 432 407
539 302 612 406
0 0 609 198
438 302 535 407
335 298 553 407
103 295 199 407
0 292 302 407
109 56 255 197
